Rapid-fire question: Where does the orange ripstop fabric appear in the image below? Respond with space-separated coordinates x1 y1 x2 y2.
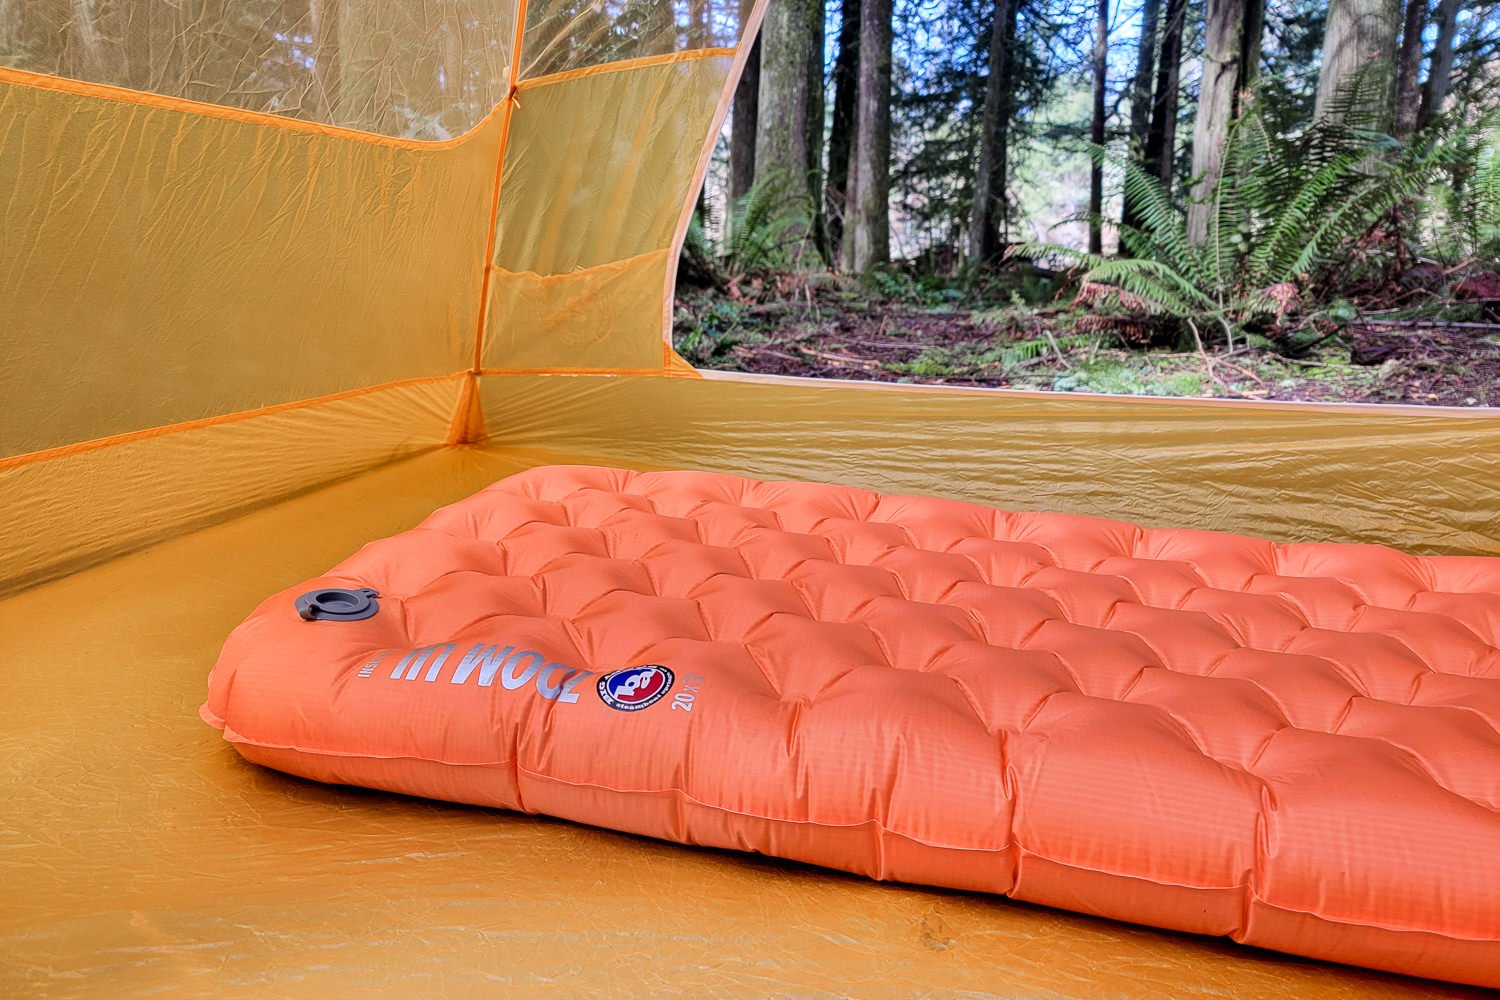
202 465 1500 988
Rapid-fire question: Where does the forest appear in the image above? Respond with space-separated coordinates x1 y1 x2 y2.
681 0 1500 404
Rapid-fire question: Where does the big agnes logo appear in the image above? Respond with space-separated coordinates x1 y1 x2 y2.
597 665 674 711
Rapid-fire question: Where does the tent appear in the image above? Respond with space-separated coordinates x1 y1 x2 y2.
1 2 1496 995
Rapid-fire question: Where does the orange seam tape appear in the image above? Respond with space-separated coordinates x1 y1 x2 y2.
452 0 534 445
0 66 503 151
468 14 532 377
0 373 467 473
478 367 677 377
518 48 737 92
491 248 671 283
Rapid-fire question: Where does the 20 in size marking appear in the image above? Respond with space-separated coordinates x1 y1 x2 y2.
670 673 707 711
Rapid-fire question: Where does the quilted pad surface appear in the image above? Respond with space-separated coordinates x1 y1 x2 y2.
203 466 1500 987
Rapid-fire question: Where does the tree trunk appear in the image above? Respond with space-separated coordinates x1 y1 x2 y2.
858 0 888 274
851 0 892 273
993 0 1019 239
1418 0 1461 129
1391 0 1426 139
1089 0 1108 255
1121 0 1162 231
1186 0 1260 242
1314 0 1400 127
969 0 1015 263
826 0 861 267
755 0 827 265
1144 0 1185 190
729 33 760 206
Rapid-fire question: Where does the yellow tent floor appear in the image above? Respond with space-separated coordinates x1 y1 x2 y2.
1 444 1489 999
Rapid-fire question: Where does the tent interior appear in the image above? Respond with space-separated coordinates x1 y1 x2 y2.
2 1 1498 995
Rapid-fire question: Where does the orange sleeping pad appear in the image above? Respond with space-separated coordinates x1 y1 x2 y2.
202 465 1500 988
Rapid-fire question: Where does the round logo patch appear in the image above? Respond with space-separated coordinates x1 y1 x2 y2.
597 665 674 712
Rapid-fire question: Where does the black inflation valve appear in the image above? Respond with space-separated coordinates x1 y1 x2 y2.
295 587 381 622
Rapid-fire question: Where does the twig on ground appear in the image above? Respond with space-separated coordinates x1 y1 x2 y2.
1042 330 1073 371
1360 319 1500 331
1187 319 1221 385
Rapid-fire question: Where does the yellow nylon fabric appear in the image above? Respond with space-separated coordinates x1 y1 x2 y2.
496 59 731 274
483 58 731 370
479 372 1500 554
0 377 463 596
1 0 517 140
0 78 500 458
485 253 674 371
0 445 1485 1000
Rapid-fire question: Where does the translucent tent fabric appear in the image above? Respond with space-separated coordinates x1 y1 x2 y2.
1 0 740 139
2 0 1499 995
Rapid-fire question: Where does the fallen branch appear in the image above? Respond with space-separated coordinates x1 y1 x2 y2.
1358 319 1500 331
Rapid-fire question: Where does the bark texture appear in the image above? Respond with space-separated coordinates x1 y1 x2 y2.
826 0 861 266
969 0 1016 262
1089 0 1108 255
852 0 892 273
755 0 828 264
1186 0 1261 242
730 33 761 206
1418 0 1462 129
1313 0 1400 127
1144 0 1186 190
1392 0 1427 139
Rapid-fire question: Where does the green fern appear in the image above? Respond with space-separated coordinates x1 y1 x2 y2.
676 174 810 285
724 172 806 277
1014 93 1454 345
1423 113 1500 265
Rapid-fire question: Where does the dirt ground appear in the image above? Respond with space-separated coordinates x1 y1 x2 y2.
674 289 1500 407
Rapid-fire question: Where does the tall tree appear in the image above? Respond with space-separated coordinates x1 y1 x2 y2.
970 0 1016 262
755 0 827 263
1089 0 1108 255
852 0 893 272
1418 0 1462 128
1392 0 1427 138
1313 0 1399 127
1187 0 1263 242
730 31 761 205
1122 0 1163 229
826 0 862 266
1143 0 1186 189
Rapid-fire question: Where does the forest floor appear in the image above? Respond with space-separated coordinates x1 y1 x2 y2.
672 275 1500 407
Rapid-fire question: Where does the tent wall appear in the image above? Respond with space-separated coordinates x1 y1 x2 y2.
0 1 760 593
479 373 1500 555
0 73 501 460
0 378 463 595
482 55 735 373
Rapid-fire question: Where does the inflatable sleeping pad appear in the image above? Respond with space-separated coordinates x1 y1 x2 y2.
203 465 1500 987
